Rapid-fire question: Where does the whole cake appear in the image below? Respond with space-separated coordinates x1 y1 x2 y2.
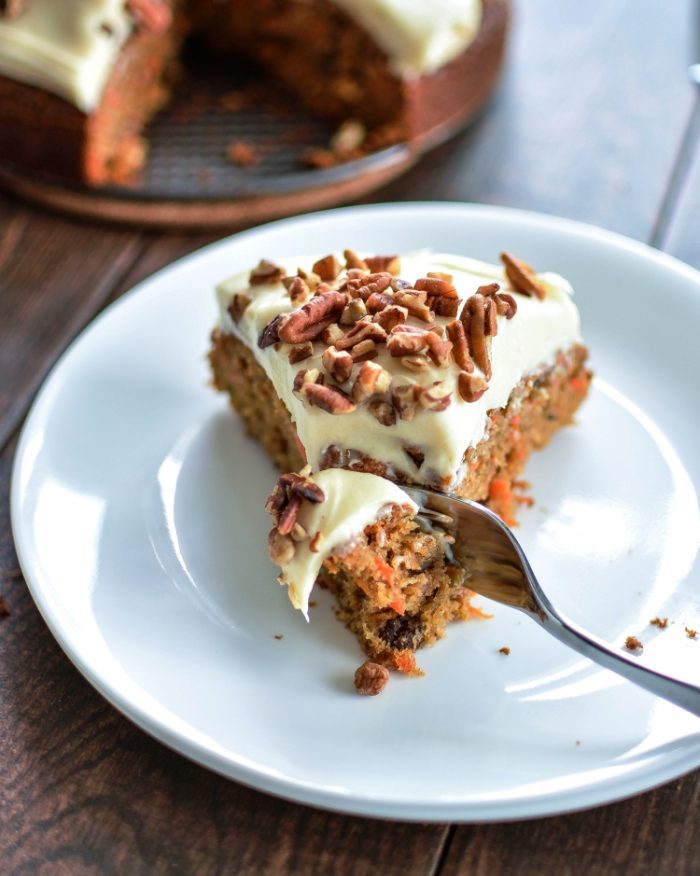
211 246 591 688
0 0 507 185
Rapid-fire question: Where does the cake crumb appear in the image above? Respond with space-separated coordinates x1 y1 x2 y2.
685 627 697 639
226 141 258 167
498 646 510 655
354 661 389 696
624 635 643 652
650 617 668 629
274 634 283 640
0 595 9 618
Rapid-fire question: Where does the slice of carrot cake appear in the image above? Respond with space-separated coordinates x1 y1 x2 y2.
265 466 480 691
210 248 591 526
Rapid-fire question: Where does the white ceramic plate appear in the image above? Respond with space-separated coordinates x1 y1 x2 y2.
11 203 700 822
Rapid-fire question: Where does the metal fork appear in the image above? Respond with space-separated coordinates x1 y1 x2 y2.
404 487 700 718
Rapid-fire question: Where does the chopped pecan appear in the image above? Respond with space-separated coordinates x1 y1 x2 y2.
374 305 408 332
288 342 314 364
296 266 322 292
350 339 378 362
387 329 427 358
465 295 492 379
484 297 499 337
424 333 453 368
367 400 396 426
292 368 321 392
446 320 474 373
393 289 434 323
320 323 344 345
428 322 446 338
428 296 459 318
127 0 172 33
312 254 341 281
365 292 395 314
277 494 302 535
258 313 288 349
277 291 346 344
303 382 357 414
313 282 333 296
365 255 400 275
279 471 326 504
335 320 387 351
392 384 421 421
419 382 452 412
354 660 389 696
414 276 458 298
476 282 500 297
346 271 393 300
401 354 430 372
495 292 517 319
227 292 251 324
340 298 368 325
458 372 489 403
268 529 295 564
351 361 391 402
249 258 286 286
287 276 310 305
500 252 546 300
343 249 369 271
290 522 308 542
322 346 354 383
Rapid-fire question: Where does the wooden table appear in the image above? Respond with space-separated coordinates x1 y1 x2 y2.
2 2 699 873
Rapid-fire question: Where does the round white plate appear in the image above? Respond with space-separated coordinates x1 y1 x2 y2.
11 203 700 822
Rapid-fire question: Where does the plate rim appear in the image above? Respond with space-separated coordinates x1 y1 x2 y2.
10 201 700 822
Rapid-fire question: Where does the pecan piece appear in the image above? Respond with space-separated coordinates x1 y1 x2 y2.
392 384 421 421
374 304 408 332
393 289 434 323
277 494 302 535
367 400 396 426
351 361 391 402
320 323 344 345
287 276 310 305
484 297 499 337
458 372 489 403
335 320 387 351
419 382 452 412
249 258 286 286
414 276 458 298
495 292 517 319
476 282 501 297
387 329 427 358
446 320 474 373
322 346 354 383
344 249 369 271
340 298 368 325
296 267 322 292
292 368 321 392
346 271 393 300
288 342 314 364
278 291 346 344
0 0 25 19
424 333 453 368
500 252 546 300
303 382 357 414
354 661 389 696
227 292 251 324
429 296 459 318
258 313 288 349
465 295 492 380
365 292 395 314
350 339 379 362
365 255 400 275
279 471 326 504
312 254 341 281
401 354 430 372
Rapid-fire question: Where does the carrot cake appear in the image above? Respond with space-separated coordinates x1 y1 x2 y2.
0 0 507 185
265 467 479 681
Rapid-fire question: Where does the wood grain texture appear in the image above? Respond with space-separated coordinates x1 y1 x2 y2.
0 196 143 448
371 0 698 239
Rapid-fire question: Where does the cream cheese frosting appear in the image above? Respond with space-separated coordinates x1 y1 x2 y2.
274 469 417 616
0 0 482 112
216 251 582 490
0 0 134 113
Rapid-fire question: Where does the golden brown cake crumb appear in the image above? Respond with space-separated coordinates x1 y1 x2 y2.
499 646 510 655
685 627 697 640
354 661 389 696
624 635 643 652
650 617 668 629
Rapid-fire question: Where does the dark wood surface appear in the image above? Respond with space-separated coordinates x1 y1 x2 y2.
1 1 699 873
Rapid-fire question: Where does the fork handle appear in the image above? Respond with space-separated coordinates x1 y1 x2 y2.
528 583 700 718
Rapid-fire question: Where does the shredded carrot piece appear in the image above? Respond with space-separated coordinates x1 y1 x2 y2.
489 478 511 500
389 595 406 615
373 556 394 586
393 652 417 674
